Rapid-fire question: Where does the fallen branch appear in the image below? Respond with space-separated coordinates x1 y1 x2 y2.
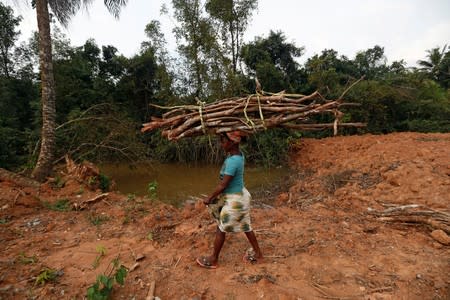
13 189 26 206
368 204 450 233
74 193 109 210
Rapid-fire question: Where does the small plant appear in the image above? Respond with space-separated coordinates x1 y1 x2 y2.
88 176 97 187
92 245 107 269
0 217 10 224
77 187 85 195
87 174 111 192
147 180 158 199
126 193 136 201
147 232 153 241
54 175 65 188
98 174 111 192
35 268 58 286
43 199 72 212
122 215 131 225
18 252 38 264
86 258 127 300
88 213 110 226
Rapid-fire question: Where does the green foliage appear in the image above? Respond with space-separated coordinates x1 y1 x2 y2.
171 0 218 98
88 176 97 187
147 133 222 164
43 199 71 212
241 30 306 93
92 245 107 269
343 77 450 134
147 180 158 199
417 45 450 88
86 173 111 192
243 129 291 168
0 217 10 224
0 2 22 77
2 0 449 174
98 174 111 192
88 213 110 226
0 77 38 170
35 268 58 286
55 103 147 166
17 252 38 264
54 175 65 188
86 260 127 300
205 0 258 75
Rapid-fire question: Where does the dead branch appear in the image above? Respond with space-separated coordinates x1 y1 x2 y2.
369 204 450 233
74 193 109 210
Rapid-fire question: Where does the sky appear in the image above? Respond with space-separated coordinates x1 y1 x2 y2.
8 0 450 67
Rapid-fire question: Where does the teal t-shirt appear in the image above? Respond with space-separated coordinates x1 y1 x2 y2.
220 154 244 194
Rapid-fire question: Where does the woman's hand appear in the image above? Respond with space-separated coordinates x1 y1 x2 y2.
203 175 233 206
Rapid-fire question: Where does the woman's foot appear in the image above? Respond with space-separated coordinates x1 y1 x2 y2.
196 256 218 269
242 248 263 264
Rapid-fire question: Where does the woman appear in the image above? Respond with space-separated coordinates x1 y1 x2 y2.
196 131 263 269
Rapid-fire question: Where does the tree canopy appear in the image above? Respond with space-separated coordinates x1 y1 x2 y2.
1 1 449 172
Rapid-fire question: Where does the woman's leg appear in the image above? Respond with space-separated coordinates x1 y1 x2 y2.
197 227 225 268
211 226 226 264
244 230 263 259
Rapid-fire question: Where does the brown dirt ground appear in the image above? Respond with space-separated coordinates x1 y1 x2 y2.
1 132 449 300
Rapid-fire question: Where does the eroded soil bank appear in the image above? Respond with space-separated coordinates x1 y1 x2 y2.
1 132 449 299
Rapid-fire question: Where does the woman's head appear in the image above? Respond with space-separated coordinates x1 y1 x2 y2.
219 131 246 151
225 131 243 143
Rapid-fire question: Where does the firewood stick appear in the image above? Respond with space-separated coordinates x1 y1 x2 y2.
146 280 156 300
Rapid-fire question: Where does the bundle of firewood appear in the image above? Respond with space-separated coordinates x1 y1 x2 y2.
141 90 365 140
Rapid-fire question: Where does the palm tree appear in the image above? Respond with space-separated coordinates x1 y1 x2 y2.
31 0 128 181
417 45 448 81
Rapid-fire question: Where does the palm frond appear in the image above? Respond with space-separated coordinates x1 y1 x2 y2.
47 0 127 27
104 0 128 18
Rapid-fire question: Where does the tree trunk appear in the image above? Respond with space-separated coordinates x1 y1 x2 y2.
32 0 56 182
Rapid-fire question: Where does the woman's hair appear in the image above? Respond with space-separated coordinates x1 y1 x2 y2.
221 131 247 144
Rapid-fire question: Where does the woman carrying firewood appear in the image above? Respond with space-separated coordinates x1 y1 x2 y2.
196 131 263 269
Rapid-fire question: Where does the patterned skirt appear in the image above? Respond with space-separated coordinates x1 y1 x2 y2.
208 188 253 233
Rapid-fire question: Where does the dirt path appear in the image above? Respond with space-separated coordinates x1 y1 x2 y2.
1 132 449 299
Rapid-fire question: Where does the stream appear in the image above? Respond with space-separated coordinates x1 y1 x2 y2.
100 162 289 206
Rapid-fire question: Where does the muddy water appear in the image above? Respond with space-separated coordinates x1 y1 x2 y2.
100 162 288 206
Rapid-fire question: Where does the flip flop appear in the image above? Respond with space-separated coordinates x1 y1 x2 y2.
196 256 218 269
242 253 258 264
242 248 259 264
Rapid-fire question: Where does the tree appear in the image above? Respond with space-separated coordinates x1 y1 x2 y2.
353 45 387 79
417 45 450 88
241 30 305 92
0 3 22 78
170 0 218 99
31 0 128 181
205 0 258 74
141 20 174 103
